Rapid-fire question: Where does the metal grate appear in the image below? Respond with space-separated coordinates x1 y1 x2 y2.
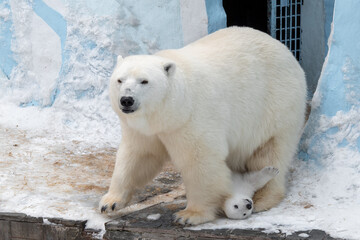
268 0 302 61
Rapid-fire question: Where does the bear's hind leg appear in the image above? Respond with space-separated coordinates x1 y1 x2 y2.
245 135 296 212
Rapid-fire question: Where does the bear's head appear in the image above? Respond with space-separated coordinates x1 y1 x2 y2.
109 55 176 117
223 195 253 220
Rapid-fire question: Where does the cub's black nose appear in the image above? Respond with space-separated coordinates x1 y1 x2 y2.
120 96 134 107
245 199 252 209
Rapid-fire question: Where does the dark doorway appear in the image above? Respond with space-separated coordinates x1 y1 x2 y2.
223 0 269 34
223 0 302 61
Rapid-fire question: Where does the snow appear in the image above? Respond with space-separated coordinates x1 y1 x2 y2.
147 213 161 221
1 0 360 239
189 151 360 239
0 5 10 21
43 218 56 225
0 125 115 231
298 233 309 238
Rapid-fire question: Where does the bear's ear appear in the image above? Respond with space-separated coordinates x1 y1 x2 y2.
117 55 124 65
163 62 176 77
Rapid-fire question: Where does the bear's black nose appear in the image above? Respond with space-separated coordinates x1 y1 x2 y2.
120 96 134 107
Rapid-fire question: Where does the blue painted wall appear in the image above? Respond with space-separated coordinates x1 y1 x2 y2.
0 0 226 107
324 0 335 59
300 0 360 161
205 0 226 34
0 1 16 79
0 0 226 108
23 0 67 107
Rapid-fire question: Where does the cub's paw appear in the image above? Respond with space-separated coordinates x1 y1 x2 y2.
262 166 279 178
174 208 216 226
99 192 128 213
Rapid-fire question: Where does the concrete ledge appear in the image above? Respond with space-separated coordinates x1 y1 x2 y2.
0 212 98 240
104 201 339 240
0 206 340 240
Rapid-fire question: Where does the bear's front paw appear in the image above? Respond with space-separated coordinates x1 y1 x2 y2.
99 192 128 213
262 166 279 177
174 208 216 226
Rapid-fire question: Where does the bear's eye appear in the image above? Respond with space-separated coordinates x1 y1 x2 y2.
141 79 148 85
117 79 122 84
234 205 238 209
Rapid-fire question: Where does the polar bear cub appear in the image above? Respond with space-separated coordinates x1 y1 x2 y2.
224 167 279 219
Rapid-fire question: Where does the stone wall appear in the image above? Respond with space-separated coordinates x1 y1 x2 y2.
0 212 98 240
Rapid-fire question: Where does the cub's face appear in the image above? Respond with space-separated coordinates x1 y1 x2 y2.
109 55 175 116
224 196 253 220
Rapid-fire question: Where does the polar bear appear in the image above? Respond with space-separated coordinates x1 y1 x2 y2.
224 166 279 220
99 27 307 225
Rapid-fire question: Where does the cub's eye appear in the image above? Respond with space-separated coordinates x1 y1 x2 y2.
141 79 149 85
117 79 122 83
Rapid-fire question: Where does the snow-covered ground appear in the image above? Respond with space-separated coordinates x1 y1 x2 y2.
0 116 185 236
1 105 360 239
192 146 360 239
0 107 117 232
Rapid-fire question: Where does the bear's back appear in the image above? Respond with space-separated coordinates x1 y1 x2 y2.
182 27 295 66
155 27 306 164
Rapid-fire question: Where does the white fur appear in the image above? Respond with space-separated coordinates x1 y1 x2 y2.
100 27 307 225
224 167 279 220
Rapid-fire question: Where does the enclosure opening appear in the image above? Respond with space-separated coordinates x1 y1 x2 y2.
223 0 268 33
270 0 302 60
223 0 303 61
